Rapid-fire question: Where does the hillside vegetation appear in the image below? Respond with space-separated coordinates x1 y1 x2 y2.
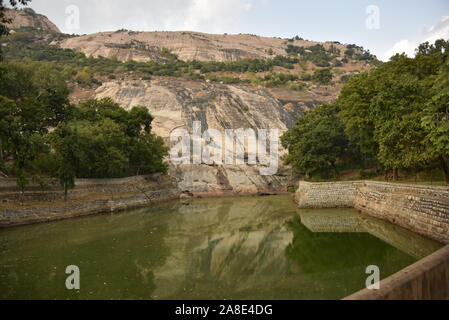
282 40 449 185
1 18 378 92
0 61 168 198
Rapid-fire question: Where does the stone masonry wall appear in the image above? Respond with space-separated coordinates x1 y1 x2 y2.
0 174 180 227
295 181 362 208
0 164 293 228
345 244 449 300
296 181 449 244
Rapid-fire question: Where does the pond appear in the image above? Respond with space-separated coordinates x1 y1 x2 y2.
0 195 443 300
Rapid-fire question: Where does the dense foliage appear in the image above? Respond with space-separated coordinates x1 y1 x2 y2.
282 39 449 184
286 43 378 67
286 44 334 67
281 103 350 178
312 68 333 85
0 61 168 196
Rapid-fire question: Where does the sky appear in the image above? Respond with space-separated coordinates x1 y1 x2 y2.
21 0 449 61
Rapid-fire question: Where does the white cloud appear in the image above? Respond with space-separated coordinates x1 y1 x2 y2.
383 39 416 60
383 15 449 61
28 0 252 34
164 0 252 32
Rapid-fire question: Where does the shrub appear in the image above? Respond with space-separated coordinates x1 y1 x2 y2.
301 73 313 81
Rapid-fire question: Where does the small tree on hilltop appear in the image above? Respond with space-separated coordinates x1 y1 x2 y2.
313 68 333 85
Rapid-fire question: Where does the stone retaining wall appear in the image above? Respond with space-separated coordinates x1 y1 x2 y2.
344 244 449 300
0 190 180 227
0 165 293 227
296 181 449 243
297 181 449 300
0 175 166 193
0 174 180 227
295 181 360 208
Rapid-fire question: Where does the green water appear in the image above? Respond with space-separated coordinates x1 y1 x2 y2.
0 195 443 300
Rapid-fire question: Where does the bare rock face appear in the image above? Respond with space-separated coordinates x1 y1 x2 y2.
94 79 185 138
59 30 347 62
170 164 294 196
87 78 331 140
72 78 334 193
5 8 60 33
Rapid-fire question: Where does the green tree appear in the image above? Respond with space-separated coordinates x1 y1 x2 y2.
0 61 70 133
373 72 432 172
0 61 70 185
422 61 449 185
338 42 449 181
10 130 43 198
65 119 129 179
345 48 355 58
0 55 168 184
125 106 154 137
73 98 128 123
129 134 168 175
0 95 15 164
338 72 379 159
313 68 333 85
281 103 349 179
51 124 79 201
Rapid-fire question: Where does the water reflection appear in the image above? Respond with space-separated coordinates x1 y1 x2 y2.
0 196 443 300
298 209 441 260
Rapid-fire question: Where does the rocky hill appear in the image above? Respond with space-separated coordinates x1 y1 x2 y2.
2 8 379 192
5 9 374 64
70 77 338 140
5 8 60 33
59 30 348 63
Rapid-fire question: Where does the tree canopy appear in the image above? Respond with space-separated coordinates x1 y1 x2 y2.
281 103 350 179
0 61 168 195
282 39 449 184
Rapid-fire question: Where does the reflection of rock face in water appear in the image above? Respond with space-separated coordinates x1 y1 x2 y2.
0 196 443 300
152 199 442 299
151 197 296 299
